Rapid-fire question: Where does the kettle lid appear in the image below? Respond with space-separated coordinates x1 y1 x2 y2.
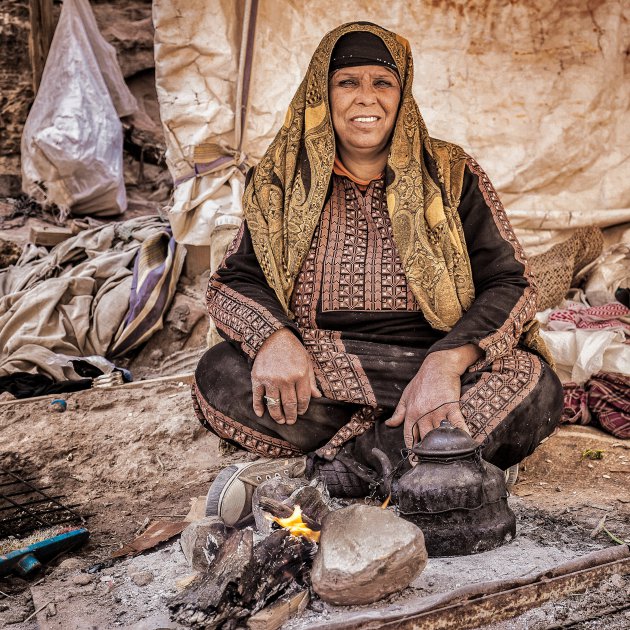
413 420 478 457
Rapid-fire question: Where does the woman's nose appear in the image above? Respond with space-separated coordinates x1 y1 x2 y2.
355 82 377 105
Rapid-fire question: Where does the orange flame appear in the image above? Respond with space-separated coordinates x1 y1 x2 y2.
268 505 320 543
381 494 391 509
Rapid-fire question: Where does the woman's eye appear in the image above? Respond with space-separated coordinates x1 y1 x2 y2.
375 80 393 87
339 79 357 87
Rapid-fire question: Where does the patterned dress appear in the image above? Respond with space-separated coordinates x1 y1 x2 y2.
193 160 562 478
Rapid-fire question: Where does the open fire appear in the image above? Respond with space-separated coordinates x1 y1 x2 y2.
268 505 321 543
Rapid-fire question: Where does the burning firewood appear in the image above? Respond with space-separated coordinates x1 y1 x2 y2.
268 505 320 543
257 496 321 531
252 477 330 536
169 528 315 629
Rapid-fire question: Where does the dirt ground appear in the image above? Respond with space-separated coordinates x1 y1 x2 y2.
1 381 629 629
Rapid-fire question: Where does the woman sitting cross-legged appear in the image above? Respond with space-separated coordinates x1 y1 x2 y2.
192 22 563 526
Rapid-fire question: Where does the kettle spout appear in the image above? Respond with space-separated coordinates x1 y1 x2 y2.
371 448 395 498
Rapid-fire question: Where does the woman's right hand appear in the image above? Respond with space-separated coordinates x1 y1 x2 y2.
251 328 322 425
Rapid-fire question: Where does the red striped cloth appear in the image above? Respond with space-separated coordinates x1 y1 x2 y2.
562 372 630 439
549 302 630 336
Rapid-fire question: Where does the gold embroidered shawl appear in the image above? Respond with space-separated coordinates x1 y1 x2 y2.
243 22 475 331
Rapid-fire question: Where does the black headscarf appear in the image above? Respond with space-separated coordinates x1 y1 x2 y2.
329 31 398 75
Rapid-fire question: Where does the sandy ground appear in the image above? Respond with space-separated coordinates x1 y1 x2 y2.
0 383 629 629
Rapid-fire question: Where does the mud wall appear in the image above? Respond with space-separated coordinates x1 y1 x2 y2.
0 0 33 196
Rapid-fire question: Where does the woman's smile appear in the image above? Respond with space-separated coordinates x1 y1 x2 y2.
350 115 381 128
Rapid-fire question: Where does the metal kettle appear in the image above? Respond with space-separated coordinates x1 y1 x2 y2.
374 420 516 556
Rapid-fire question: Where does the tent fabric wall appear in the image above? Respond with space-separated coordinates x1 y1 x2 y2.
153 0 630 252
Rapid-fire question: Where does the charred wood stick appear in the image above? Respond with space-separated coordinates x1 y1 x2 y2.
247 590 309 630
257 497 321 530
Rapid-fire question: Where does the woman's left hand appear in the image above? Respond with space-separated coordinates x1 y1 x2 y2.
384 345 482 448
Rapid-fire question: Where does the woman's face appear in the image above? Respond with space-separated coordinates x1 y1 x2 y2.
329 65 401 160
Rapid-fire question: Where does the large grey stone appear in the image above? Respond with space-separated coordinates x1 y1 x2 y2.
311 504 427 605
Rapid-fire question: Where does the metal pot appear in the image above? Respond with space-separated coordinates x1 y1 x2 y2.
373 420 516 556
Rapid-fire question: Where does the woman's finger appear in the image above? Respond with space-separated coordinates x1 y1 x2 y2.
385 399 406 427
265 385 286 424
416 415 436 442
403 413 421 449
445 404 470 435
281 383 299 425
309 368 322 398
296 376 312 416
252 381 266 418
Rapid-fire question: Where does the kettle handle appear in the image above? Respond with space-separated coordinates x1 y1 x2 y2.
371 448 394 497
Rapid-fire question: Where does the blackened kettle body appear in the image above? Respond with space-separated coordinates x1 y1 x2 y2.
375 420 516 556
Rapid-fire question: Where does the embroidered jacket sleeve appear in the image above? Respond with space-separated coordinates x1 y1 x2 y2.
426 157 538 368
206 221 299 359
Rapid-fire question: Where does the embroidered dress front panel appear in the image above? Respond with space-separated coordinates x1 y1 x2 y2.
319 176 421 313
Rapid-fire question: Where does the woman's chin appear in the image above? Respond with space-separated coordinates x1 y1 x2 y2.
344 141 389 157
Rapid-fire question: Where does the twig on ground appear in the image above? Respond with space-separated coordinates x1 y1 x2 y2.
590 514 627 545
23 600 52 623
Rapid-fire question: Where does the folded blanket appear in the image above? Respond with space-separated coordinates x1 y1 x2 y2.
562 372 630 439
109 230 186 357
548 301 630 335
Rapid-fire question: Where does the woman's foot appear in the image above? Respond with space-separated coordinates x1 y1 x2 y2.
206 457 307 526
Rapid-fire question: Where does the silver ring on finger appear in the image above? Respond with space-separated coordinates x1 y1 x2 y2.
264 395 281 407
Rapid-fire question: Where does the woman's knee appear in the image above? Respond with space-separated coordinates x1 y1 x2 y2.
195 341 253 412
481 358 563 469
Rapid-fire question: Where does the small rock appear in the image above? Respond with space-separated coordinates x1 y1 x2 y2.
309 599 326 613
4 611 26 624
72 573 92 586
0 391 15 402
58 557 83 571
609 573 625 589
311 504 427 605
149 349 164 365
46 602 57 617
130 571 154 586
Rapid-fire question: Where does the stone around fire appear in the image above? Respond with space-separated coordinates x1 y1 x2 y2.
311 504 427 605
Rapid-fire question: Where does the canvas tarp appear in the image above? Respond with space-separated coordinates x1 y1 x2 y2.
153 0 630 252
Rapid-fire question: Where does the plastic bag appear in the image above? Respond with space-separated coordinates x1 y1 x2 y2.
21 0 137 218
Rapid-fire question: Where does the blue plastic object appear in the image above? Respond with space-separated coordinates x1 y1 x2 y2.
50 398 67 412
0 528 89 577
